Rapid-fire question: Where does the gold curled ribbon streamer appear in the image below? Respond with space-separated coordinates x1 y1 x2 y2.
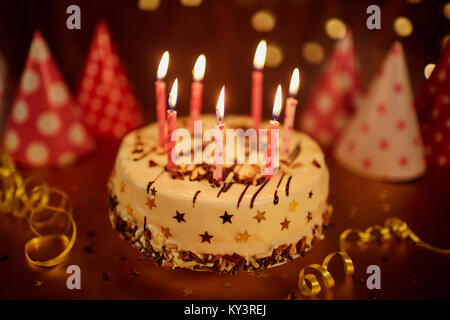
298 251 354 296
339 217 450 256
0 150 77 267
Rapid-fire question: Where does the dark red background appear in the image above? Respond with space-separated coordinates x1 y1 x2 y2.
0 0 448 121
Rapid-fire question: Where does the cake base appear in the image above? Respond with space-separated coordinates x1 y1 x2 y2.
108 192 332 274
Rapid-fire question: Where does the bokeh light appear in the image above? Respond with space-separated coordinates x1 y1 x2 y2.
406 0 421 4
251 10 276 32
180 0 202 7
302 42 325 64
138 0 160 11
443 34 450 48
325 18 347 40
424 63 436 79
266 44 284 68
444 3 450 20
394 17 413 37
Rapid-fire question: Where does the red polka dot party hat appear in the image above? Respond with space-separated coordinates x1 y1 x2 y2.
76 20 144 140
415 42 450 168
0 49 7 134
334 42 426 182
300 30 363 146
2 31 94 168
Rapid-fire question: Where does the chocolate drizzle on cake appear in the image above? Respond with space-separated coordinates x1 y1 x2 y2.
237 183 251 208
274 173 285 205
217 182 234 198
288 143 301 164
250 178 269 209
312 159 321 168
193 190 201 208
132 149 153 162
285 176 292 197
132 132 145 154
146 170 164 194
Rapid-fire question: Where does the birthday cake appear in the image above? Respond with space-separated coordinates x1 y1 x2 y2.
107 114 331 273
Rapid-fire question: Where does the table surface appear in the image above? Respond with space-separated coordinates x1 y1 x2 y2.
1 141 449 300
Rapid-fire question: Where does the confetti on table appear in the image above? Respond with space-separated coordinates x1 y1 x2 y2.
181 286 194 296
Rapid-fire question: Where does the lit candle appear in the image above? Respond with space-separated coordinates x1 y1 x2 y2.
213 86 225 184
190 54 206 133
155 51 169 147
167 78 178 171
282 68 300 158
264 85 283 177
251 40 267 130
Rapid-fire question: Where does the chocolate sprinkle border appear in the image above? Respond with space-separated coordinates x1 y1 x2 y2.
108 191 332 274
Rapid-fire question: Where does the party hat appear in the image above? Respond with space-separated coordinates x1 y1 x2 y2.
2 31 93 168
416 42 450 168
0 50 7 134
76 20 143 140
421 95 450 168
334 42 426 181
415 41 450 121
300 31 362 146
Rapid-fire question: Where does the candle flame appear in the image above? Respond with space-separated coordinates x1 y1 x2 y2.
253 40 267 70
272 85 282 120
168 78 178 109
216 86 225 122
157 51 169 80
289 68 300 97
193 54 206 81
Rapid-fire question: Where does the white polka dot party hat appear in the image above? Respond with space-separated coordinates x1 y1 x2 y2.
2 31 94 168
300 30 363 146
334 42 426 182
76 20 144 140
415 42 450 168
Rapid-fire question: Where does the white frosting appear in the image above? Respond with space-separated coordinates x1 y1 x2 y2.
111 115 329 261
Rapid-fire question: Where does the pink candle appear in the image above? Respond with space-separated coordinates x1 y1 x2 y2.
282 68 300 158
167 79 178 171
190 55 206 133
156 51 169 147
251 40 267 130
264 85 283 178
213 86 225 184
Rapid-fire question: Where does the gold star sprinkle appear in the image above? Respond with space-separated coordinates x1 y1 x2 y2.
128 269 140 277
120 181 125 192
237 230 251 243
146 197 157 210
289 200 298 212
379 189 388 201
256 271 269 279
34 280 43 287
161 227 172 239
126 204 133 215
254 210 266 223
280 217 290 230
181 286 194 296
349 206 358 218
